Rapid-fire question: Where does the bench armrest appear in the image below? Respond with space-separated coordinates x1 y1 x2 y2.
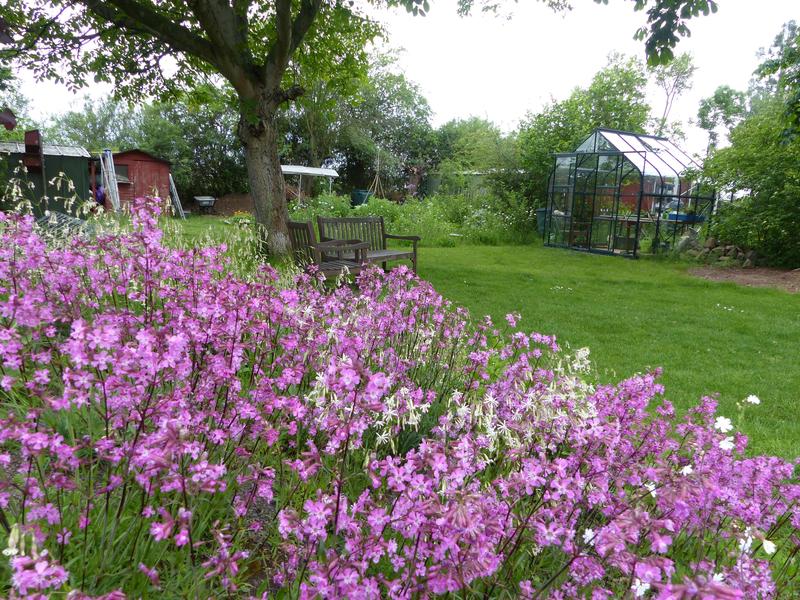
384 233 421 242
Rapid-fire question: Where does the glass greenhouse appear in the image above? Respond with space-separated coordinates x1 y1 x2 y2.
543 128 715 257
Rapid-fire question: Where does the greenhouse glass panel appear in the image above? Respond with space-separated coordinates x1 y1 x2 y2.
543 128 715 257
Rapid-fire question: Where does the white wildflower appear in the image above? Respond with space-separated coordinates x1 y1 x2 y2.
645 482 657 498
712 573 725 583
763 539 776 555
719 436 735 451
582 528 595 546
739 529 753 553
714 416 733 433
632 578 651 597
745 395 760 405
679 464 694 476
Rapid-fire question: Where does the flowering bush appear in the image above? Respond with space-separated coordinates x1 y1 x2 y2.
0 198 798 598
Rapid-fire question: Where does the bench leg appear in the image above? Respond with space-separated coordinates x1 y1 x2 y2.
412 254 417 274
382 261 388 271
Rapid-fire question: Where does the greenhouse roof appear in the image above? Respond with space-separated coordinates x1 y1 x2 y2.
565 128 700 179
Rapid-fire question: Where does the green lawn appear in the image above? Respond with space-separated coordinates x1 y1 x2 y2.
175 216 800 458
417 244 800 458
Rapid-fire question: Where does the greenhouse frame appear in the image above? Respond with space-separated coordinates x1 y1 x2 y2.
543 128 715 257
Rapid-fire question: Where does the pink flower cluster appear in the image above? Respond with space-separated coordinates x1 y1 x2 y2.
0 198 798 598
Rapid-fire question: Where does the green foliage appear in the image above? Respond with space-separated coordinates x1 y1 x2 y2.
279 6 381 182
649 52 696 135
288 192 533 247
703 23 800 268
45 97 139 151
755 20 800 138
432 117 519 194
137 88 246 200
0 63 32 141
517 53 651 207
336 57 435 191
705 98 800 267
697 85 748 149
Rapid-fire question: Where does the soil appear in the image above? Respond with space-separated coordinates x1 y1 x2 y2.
688 265 800 294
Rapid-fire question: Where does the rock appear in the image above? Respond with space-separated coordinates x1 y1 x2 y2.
746 250 757 262
718 256 735 265
676 235 696 253
724 245 736 256
704 237 718 249
699 248 710 258
709 247 724 258
743 259 754 268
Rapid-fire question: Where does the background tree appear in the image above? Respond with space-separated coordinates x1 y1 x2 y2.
45 98 139 150
649 52 696 135
697 85 748 150
754 20 800 137
0 63 32 141
335 58 434 193
0 0 716 254
137 87 248 201
517 54 651 207
280 17 379 195
704 21 800 268
0 0 389 255
432 117 508 193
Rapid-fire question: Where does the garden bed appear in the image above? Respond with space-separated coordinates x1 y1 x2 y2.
689 265 800 294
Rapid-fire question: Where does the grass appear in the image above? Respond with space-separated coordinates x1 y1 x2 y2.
418 244 800 458
175 215 800 458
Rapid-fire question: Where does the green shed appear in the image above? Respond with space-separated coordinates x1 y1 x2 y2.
0 139 92 216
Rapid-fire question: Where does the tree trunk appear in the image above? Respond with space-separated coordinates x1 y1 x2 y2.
240 106 291 257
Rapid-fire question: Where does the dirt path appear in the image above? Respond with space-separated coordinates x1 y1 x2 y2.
688 265 800 294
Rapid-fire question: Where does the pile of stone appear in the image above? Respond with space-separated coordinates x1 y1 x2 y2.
684 236 759 268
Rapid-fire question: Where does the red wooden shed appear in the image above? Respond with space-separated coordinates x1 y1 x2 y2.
112 149 171 206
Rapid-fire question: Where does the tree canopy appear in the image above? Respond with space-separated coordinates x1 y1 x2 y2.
517 54 651 206
0 0 716 253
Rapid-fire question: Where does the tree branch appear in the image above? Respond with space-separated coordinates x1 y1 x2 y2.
265 0 322 88
265 0 293 88
80 0 218 69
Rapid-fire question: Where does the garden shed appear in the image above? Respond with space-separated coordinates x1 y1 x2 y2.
112 149 171 206
0 133 91 216
543 128 715 257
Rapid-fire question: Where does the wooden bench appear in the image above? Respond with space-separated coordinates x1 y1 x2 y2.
288 220 369 279
316 215 420 272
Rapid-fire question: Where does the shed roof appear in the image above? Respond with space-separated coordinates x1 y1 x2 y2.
0 141 91 158
113 149 171 164
281 165 338 178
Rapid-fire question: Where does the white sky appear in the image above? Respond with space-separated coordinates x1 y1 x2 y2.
17 0 798 156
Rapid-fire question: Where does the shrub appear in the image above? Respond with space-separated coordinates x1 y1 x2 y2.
711 194 800 268
290 193 535 247
0 199 798 598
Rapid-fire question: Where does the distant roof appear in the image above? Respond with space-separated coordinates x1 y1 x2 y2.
281 165 338 178
0 141 91 158
113 149 171 164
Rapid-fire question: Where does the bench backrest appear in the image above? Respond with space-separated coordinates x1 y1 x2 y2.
288 220 316 265
317 216 386 251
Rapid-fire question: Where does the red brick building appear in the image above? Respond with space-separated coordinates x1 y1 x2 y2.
112 150 171 206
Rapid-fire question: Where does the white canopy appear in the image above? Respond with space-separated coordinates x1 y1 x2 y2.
281 165 338 178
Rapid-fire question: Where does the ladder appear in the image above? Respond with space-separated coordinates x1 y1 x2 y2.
168 173 186 219
99 150 121 212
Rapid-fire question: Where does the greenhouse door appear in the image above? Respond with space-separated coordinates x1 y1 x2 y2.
569 155 597 250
